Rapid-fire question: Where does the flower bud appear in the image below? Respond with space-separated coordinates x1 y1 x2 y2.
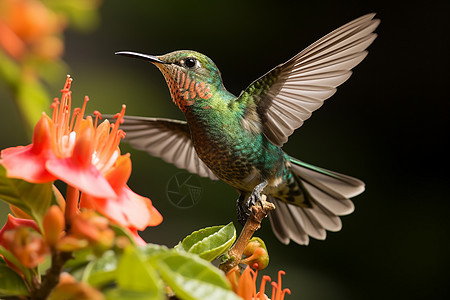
2 227 49 268
48 272 104 300
57 210 115 253
57 236 89 252
43 205 65 247
241 237 269 270
71 211 114 248
0 214 46 269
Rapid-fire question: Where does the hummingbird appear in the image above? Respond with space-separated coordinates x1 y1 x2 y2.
114 14 379 245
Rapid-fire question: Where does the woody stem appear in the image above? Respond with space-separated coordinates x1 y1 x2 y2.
30 250 72 300
219 195 275 274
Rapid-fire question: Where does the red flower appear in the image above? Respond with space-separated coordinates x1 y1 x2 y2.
227 264 291 300
80 154 163 245
0 76 116 199
0 115 57 183
0 214 48 269
0 76 162 244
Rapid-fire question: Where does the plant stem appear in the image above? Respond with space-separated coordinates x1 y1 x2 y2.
65 185 79 224
219 195 275 274
30 251 72 300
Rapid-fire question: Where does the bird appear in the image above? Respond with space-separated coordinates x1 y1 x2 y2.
113 13 379 245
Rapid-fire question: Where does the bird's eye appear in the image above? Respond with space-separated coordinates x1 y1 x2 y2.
184 58 197 69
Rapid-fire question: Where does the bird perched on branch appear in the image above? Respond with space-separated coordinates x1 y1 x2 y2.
113 14 379 245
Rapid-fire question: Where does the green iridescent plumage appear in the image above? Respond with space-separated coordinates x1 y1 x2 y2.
114 14 379 245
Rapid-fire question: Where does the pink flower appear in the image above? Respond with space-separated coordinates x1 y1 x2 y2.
80 154 163 245
0 75 162 243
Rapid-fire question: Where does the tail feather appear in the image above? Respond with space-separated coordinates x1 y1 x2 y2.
306 200 342 232
289 157 365 198
303 180 354 215
291 204 326 240
268 158 364 245
268 202 291 244
268 198 309 245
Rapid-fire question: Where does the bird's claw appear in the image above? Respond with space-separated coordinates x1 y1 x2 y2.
237 181 268 225
245 192 261 211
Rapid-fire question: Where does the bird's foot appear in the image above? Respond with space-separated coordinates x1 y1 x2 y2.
237 181 268 225
246 181 268 209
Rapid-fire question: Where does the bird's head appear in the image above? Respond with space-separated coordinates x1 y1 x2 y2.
116 50 224 112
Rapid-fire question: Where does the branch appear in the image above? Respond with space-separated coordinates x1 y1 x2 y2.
30 251 72 300
219 195 275 274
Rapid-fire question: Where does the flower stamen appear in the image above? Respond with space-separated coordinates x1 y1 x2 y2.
73 96 89 133
93 110 102 128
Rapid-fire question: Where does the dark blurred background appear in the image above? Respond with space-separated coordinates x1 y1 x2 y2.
1 0 449 299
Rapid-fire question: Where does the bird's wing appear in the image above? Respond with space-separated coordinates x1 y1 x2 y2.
236 13 380 146
114 115 218 180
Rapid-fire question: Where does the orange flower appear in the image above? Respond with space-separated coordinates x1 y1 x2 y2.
0 0 65 60
0 76 118 199
227 264 291 300
57 210 114 253
0 75 162 243
0 214 48 269
80 154 163 245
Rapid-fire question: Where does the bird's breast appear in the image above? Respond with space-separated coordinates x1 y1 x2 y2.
186 111 285 191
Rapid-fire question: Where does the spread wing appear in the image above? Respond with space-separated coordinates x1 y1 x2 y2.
236 13 380 146
112 115 218 180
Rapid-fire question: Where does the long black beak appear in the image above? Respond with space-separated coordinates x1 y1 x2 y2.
115 51 168 64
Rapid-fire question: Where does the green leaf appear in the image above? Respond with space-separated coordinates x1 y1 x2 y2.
83 250 118 287
0 265 30 297
0 165 53 230
37 252 52 276
106 246 163 300
0 49 21 86
17 76 51 130
105 289 163 300
139 243 169 258
0 245 32 284
154 251 240 300
110 223 138 246
178 222 236 261
64 248 95 270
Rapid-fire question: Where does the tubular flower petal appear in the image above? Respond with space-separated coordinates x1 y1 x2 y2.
80 155 163 235
127 227 147 246
227 265 291 300
237 265 255 299
0 214 40 238
0 115 57 183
